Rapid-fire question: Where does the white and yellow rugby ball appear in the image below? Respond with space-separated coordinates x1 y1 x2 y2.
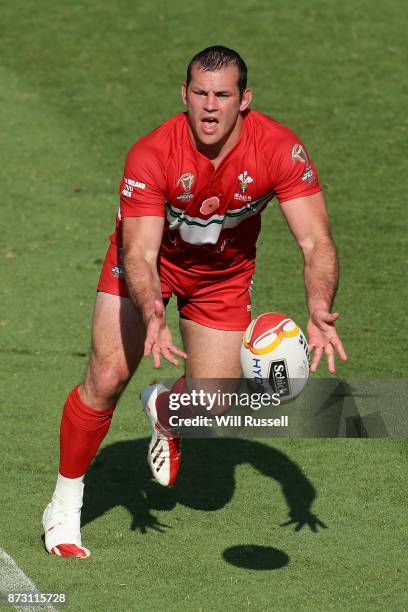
240 312 310 401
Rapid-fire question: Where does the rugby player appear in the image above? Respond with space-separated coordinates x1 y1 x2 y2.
42 46 347 558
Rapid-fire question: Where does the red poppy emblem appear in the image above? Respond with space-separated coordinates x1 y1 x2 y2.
200 197 220 215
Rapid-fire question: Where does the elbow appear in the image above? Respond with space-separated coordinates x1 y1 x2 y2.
122 244 157 270
300 235 336 260
298 236 315 258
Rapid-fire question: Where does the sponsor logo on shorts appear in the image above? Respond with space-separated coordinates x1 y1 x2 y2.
238 170 254 193
216 237 234 254
168 231 178 247
246 280 253 311
111 265 125 279
121 177 146 198
268 359 291 398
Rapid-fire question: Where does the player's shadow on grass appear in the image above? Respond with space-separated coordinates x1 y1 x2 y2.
82 438 326 536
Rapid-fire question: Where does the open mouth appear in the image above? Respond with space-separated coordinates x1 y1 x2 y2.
201 117 219 135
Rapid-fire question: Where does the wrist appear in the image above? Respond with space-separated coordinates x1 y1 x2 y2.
308 301 331 317
129 296 155 325
142 301 159 324
143 297 166 326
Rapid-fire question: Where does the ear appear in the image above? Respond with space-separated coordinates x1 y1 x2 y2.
181 82 188 106
239 88 252 112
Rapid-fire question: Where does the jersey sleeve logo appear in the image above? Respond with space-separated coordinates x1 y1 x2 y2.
121 177 146 198
291 144 316 185
291 144 309 165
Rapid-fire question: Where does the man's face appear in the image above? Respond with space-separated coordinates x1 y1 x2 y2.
182 64 252 152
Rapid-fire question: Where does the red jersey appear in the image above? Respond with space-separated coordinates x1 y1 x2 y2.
112 109 321 271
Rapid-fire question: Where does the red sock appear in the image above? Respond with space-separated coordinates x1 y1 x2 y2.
156 377 195 429
59 385 115 478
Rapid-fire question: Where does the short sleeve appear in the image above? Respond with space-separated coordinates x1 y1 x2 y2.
119 141 167 217
272 135 322 204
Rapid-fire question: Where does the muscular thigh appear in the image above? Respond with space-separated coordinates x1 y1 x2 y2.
81 292 145 408
179 319 244 414
180 318 243 378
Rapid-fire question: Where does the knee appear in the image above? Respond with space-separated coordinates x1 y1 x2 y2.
83 357 131 408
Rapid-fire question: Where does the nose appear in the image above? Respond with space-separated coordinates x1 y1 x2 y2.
204 92 217 112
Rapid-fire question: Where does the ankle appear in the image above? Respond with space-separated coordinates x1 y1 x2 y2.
54 473 84 506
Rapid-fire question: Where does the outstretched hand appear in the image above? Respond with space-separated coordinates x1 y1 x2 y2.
307 309 347 374
144 300 187 368
131 512 171 534
281 512 327 533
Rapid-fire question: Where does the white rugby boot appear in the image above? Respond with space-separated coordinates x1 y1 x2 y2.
141 384 181 487
42 475 90 558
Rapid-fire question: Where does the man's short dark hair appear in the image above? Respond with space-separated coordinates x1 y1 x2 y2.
186 46 247 97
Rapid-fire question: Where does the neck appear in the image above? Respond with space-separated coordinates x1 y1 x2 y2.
189 114 243 168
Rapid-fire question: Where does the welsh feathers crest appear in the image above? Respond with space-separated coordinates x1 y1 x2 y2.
238 170 254 193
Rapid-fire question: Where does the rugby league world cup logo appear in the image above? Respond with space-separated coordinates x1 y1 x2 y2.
291 144 309 165
179 172 194 192
291 144 315 184
177 172 195 201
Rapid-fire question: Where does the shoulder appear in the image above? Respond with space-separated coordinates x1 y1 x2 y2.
244 112 320 200
245 109 302 150
126 113 187 166
122 114 186 188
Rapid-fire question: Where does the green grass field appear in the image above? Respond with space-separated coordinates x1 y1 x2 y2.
0 0 407 610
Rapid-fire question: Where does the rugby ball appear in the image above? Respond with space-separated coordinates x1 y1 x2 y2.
240 312 310 402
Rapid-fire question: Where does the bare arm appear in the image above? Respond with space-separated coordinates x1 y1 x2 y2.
122 216 164 322
280 192 347 373
282 192 338 314
122 216 187 367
